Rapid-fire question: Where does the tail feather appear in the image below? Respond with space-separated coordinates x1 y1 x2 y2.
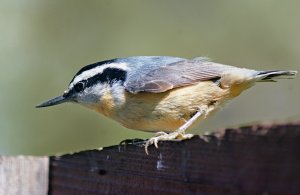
256 70 297 82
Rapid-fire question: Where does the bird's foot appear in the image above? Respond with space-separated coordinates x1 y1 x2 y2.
144 131 194 154
144 108 205 154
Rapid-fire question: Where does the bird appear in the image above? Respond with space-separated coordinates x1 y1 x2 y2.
36 56 297 154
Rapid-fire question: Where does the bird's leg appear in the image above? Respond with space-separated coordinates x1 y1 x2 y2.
144 106 207 154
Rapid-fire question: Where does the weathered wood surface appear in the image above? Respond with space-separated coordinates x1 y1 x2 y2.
0 156 49 195
49 121 300 195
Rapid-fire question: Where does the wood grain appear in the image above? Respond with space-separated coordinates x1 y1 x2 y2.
49 121 300 195
0 156 49 195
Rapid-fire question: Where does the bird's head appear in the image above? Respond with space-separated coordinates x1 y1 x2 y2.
36 59 128 108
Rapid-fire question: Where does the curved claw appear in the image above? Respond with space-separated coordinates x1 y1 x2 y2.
144 132 195 155
144 137 159 155
144 140 151 155
154 138 159 148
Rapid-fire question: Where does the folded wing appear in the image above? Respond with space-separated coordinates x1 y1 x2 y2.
124 58 237 93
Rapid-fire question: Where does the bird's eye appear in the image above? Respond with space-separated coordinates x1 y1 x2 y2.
74 81 85 92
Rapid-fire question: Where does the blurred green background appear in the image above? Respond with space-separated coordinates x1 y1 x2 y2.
0 0 299 155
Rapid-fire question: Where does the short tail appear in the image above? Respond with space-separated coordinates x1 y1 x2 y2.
256 70 298 82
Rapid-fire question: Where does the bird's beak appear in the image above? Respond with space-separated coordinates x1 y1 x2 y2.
36 95 70 108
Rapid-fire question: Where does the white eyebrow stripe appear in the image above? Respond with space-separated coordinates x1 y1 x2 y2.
70 62 129 87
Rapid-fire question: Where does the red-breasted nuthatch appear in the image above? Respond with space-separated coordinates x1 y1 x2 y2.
37 56 297 154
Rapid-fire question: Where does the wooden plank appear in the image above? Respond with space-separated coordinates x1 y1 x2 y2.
49 121 300 195
0 156 49 195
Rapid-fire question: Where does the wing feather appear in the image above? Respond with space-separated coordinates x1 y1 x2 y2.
124 58 237 93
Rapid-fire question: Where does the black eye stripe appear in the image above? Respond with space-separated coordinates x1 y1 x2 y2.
71 68 127 93
85 68 127 88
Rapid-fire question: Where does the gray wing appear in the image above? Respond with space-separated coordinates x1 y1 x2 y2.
124 57 237 93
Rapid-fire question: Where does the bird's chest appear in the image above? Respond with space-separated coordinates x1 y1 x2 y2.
89 88 125 118
113 82 225 132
